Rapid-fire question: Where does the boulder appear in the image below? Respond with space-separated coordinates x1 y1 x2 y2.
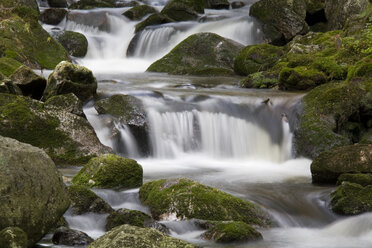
0 227 28 248
311 144 372 184
68 185 113 215
231 1 245 9
0 0 39 12
0 79 23 95
0 57 23 77
160 0 205 21
0 136 70 246
55 31 89 57
147 32 244 76
40 8 67 25
52 227 94 246
233 44 284 76
44 93 85 117
139 178 270 226
206 0 229 9
42 61 97 102
106 208 152 231
330 182 372 215
48 0 68 8
337 173 372 187
87 225 197 248
278 66 326 90
135 13 173 33
123 5 158 20
67 11 110 31
240 71 278 89
10 65 47 100
69 0 116 9
71 154 143 189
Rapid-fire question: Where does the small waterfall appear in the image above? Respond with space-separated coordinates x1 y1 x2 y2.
114 122 140 158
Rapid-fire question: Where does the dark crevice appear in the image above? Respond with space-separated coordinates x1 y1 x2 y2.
305 9 327 26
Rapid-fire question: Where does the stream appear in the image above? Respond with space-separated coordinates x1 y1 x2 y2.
37 0 372 247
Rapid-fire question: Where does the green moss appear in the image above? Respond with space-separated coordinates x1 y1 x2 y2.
240 71 278 88
106 209 152 231
69 0 116 9
0 57 22 76
56 31 88 58
160 0 206 21
135 13 173 33
123 5 157 20
279 66 326 90
0 227 28 248
337 173 372 187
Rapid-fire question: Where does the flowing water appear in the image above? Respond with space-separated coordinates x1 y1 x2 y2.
37 1 372 247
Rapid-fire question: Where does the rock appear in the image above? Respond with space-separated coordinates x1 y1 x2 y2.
325 0 369 30
44 93 85 117
48 0 68 8
249 0 309 44
311 144 372 184
106 208 152 231
123 5 157 20
233 44 284 76
68 185 113 215
135 13 173 33
87 225 197 248
0 15 71 69
0 136 70 247
0 0 39 12
206 0 229 9
52 227 94 246
201 221 262 243
0 57 23 77
278 66 326 90
42 61 97 102
40 8 67 25
139 178 270 226
116 1 140 7
0 93 111 164
240 71 278 89
0 79 23 95
330 182 372 215
160 0 205 21
69 0 116 9
231 1 245 9
71 154 143 189
67 11 110 31
147 32 244 76
56 31 88 57
10 65 47 100
337 173 372 187
0 227 28 248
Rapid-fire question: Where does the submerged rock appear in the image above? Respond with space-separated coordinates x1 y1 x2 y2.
67 11 110 31
278 66 326 90
55 31 88 58
0 227 28 248
240 71 278 89
52 227 94 246
88 225 197 248
106 208 152 231
123 5 158 20
147 32 244 76
40 8 68 25
0 136 70 247
71 154 143 189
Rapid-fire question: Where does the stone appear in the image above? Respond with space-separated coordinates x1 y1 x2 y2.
44 93 85 117
0 227 28 248
69 0 116 9
67 11 110 31
106 208 152 231
135 13 173 33
48 0 68 8
56 31 89 57
278 66 327 90
231 1 245 9
52 227 94 246
0 79 23 95
40 8 68 25
123 5 158 20
160 0 205 21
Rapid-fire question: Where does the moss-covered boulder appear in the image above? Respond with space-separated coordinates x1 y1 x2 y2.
52 227 94 246
44 93 84 117
139 178 270 226
0 93 111 164
0 0 39 12
88 225 197 248
68 185 113 215
0 79 23 95
160 0 205 21
106 209 152 231
233 44 284 76
337 173 372 187
48 0 68 8
56 31 88 58
40 8 67 25
0 57 23 77
240 71 278 89
123 5 157 20
278 66 326 90
147 32 244 76
0 136 70 247
10 65 46 100
0 227 28 248
72 154 143 189
69 0 116 9
201 221 262 243
42 61 97 102
206 0 229 9
330 182 372 215
135 13 173 33
311 144 372 184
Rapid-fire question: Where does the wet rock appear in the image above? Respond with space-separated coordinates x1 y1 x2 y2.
55 31 88 57
44 93 85 117
206 0 229 9
160 0 205 21
48 0 68 8
116 1 140 7
40 8 68 25
106 208 152 231
10 65 47 100
135 13 174 33
139 178 270 226
0 136 70 247
278 66 326 90
0 227 28 248
67 11 110 31
123 5 157 20
337 173 372 187
42 61 97 102
147 32 244 76
311 144 372 184
69 0 116 9
88 225 197 248
240 71 278 89
52 227 94 246
1 0 39 12
72 154 143 189
68 185 113 215
0 57 23 77
0 79 23 95
231 1 245 9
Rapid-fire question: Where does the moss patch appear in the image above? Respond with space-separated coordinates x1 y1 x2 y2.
337 173 372 187
106 209 152 231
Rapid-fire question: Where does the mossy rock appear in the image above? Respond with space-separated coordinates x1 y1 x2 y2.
139 178 270 226
0 57 23 77
311 144 372 184
234 44 284 76
40 8 67 25
71 154 143 189
202 221 262 243
123 5 158 21
0 16 71 69
330 182 372 215
0 79 23 95
106 208 152 231
68 185 113 215
0 0 39 12
42 61 97 102
0 227 28 248
160 0 205 21
147 32 244 76
337 173 372 187
52 227 94 246
88 224 197 248
56 31 88 58
0 136 70 247
135 13 174 33
347 56 372 81
69 0 116 9
206 0 229 9
240 71 278 89
279 66 327 90
45 93 84 117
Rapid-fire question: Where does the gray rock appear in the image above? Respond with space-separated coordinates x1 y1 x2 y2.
52 227 94 246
